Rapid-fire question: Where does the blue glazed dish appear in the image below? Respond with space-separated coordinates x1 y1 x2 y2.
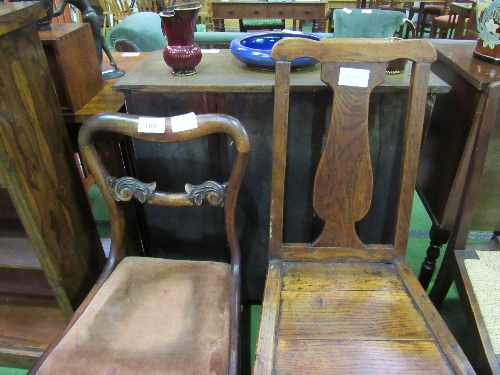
230 32 319 70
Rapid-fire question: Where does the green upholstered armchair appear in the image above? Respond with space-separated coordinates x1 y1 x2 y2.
332 8 411 38
109 12 333 52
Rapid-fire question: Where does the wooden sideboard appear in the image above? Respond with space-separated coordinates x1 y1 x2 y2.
113 50 449 302
0 2 104 367
417 40 500 291
211 0 328 32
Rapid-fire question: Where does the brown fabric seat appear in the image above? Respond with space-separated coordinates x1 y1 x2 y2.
28 113 251 375
37 257 231 375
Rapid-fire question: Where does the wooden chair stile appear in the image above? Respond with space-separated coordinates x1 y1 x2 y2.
253 38 475 375
27 112 250 375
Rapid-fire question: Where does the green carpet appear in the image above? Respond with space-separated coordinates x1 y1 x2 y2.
0 192 472 375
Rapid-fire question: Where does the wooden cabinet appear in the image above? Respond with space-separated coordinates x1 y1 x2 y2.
39 23 103 112
0 2 104 367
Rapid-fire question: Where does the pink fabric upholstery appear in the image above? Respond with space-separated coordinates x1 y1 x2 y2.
37 257 231 375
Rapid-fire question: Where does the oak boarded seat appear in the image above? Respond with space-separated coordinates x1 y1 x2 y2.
253 38 475 375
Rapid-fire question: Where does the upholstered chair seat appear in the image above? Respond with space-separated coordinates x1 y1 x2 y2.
36 257 231 375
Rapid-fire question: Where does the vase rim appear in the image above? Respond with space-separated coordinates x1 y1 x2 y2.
159 1 202 16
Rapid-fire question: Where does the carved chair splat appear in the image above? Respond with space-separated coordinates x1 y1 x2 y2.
253 38 475 375
28 112 250 375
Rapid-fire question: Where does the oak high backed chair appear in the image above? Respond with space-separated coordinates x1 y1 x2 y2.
98 0 132 38
253 38 475 375
427 82 500 375
405 0 451 38
28 113 250 375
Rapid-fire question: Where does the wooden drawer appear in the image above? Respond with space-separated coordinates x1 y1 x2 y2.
267 4 293 18
213 3 264 18
294 4 325 18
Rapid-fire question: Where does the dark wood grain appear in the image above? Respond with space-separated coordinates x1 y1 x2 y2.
417 40 500 290
38 23 103 112
211 0 328 32
0 4 105 318
0 294 66 368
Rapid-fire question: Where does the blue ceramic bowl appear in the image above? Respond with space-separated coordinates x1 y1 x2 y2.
230 32 319 70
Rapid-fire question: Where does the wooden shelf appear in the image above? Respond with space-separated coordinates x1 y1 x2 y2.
0 235 40 270
0 293 66 369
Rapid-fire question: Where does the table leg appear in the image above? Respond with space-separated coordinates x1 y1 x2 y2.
312 19 318 32
454 12 467 39
416 1 426 38
214 18 225 32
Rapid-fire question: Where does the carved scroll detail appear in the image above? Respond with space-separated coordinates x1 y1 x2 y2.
106 176 156 203
185 181 228 206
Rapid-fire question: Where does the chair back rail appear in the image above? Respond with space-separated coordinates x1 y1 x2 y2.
78 112 250 375
269 38 436 261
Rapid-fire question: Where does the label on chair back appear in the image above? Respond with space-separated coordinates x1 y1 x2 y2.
171 112 198 133
138 117 166 133
338 67 370 88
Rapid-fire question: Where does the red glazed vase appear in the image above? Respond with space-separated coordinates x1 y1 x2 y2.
160 2 202 76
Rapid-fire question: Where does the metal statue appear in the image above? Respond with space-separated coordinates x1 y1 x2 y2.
53 0 125 79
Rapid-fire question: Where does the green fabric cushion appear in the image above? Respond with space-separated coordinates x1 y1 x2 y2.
110 12 167 52
241 18 284 27
110 12 333 52
332 9 406 38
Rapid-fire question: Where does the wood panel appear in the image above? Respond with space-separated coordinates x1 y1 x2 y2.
282 262 403 291
39 23 103 112
0 294 66 368
0 6 105 317
278 263 433 340
275 340 455 374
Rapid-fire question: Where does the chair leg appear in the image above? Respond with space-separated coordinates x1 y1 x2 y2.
428 238 456 307
405 8 417 38
102 13 108 39
419 224 450 290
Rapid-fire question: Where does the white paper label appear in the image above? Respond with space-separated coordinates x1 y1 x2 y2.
138 117 166 133
338 67 370 88
201 49 220 54
362 9 372 13
342 8 352 14
171 112 198 133
122 52 140 57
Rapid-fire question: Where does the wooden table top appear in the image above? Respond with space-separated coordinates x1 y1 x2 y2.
430 39 500 91
113 49 450 94
449 2 474 11
63 52 148 124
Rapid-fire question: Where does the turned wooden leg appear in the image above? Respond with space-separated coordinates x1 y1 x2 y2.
418 223 451 290
214 18 225 32
428 240 455 308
